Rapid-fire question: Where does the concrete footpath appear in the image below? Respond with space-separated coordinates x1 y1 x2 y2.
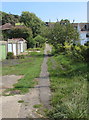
39 44 52 109
0 44 52 119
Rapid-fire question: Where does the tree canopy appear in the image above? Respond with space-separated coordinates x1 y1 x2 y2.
45 21 79 48
0 11 20 25
20 11 45 37
8 27 33 48
33 35 46 47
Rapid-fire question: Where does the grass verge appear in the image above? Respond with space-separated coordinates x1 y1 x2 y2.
47 54 88 119
2 49 44 94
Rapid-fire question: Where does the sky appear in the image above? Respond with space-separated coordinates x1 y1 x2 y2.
1 2 87 23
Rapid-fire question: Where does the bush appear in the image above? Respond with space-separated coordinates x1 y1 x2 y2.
33 35 46 48
16 55 25 59
64 44 88 62
6 52 15 59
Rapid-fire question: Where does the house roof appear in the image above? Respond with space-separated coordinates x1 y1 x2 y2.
0 23 13 30
0 41 7 44
8 38 27 43
72 23 89 30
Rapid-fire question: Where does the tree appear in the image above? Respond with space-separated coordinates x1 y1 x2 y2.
0 11 20 25
8 26 33 48
46 22 79 49
40 25 50 38
60 19 70 25
33 35 46 48
20 11 45 37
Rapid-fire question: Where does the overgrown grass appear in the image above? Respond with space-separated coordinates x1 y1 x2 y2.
2 49 44 94
47 54 88 119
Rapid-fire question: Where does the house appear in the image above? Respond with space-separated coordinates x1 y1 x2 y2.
0 23 13 31
72 23 89 31
0 23 24 31
0 38 27 61
0 23 14 40
7 38 27 56
0 23 27 60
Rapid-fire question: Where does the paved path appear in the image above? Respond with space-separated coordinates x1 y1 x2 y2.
0 75 24 119
39 44 52 109
0 75 23 94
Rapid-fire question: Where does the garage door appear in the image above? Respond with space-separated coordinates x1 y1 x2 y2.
18 43 21 55
0 45 6 60
21 43 23 52
8 44 12 52
13 44 16 56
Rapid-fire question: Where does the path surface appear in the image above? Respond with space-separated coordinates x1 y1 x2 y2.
0 44 52 119
0 75 23 94
39 44 52 108
0 75 24 119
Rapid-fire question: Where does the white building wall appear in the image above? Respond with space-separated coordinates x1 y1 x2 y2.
87 1 89 23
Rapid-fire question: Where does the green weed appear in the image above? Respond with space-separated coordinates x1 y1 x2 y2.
47 55 88 119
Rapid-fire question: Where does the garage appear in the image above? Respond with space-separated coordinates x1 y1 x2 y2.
0 41 7 61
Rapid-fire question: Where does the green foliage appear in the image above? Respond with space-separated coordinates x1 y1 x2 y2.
0 11 20 25
60 19 70 24
9 26 33 39
18 100 24 103
1 11 46 48
2 50 44 94
47 55 88 119
8 26 33 48
47 33 88 119
45 21 79 52
26 37 35 48
16 55 25 59
6 52 14 59
20 11 45 37
33 35 46 47
52 41 89 63
40 25 49 38
33 104 42 108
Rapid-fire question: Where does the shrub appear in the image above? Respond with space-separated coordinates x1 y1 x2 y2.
16 55 25 59
6 52 14 59
33 35 46 48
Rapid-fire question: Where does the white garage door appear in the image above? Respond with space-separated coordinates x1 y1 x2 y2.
13 44 16 56
8 44 12 52
21 43 23 52
18 43 21 55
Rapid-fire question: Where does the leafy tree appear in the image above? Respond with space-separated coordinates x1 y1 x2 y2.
46 21 79 49
0 11 20 25
33 35 46 47
40 25 50 38
26 37 35 48
8 26 33 48
60 19 70 25
20 11 45 37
